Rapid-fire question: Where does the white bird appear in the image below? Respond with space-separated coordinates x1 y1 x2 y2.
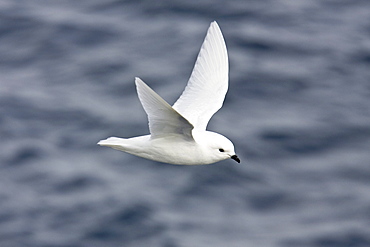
98 21 240 165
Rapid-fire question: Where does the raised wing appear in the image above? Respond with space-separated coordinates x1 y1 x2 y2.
135 77 194 140
172 21 229 130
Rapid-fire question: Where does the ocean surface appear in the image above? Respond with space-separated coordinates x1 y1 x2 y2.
1 1 370 246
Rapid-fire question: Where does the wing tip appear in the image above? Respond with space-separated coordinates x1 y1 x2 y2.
135 77 150 95
210 21 221 31
135 76 143 85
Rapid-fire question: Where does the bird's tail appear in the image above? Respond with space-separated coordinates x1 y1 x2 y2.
97 137 129 151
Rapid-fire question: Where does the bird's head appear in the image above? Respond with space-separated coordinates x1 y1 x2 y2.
194 131 240 164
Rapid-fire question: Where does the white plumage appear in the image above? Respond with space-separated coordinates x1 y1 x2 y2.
98 22 240 165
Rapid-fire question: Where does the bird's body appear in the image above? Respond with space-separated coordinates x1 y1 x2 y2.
98 21 240 165
100 130 236 165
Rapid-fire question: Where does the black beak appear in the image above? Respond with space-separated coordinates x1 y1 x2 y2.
231 155 240 163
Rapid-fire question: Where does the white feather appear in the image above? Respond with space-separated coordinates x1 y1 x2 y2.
135 77 194 140
173 21 229 130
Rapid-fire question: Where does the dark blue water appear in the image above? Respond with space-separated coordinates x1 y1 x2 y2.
1 1 370 246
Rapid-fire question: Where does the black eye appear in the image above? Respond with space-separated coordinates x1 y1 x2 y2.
219 148 224 152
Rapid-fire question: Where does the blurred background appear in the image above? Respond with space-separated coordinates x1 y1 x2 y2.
1 0 370 246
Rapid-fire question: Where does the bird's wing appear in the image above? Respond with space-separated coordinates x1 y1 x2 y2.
172 21 229 130
135 77 194 140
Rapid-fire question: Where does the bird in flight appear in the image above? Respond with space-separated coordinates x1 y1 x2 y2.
98 21 240 165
